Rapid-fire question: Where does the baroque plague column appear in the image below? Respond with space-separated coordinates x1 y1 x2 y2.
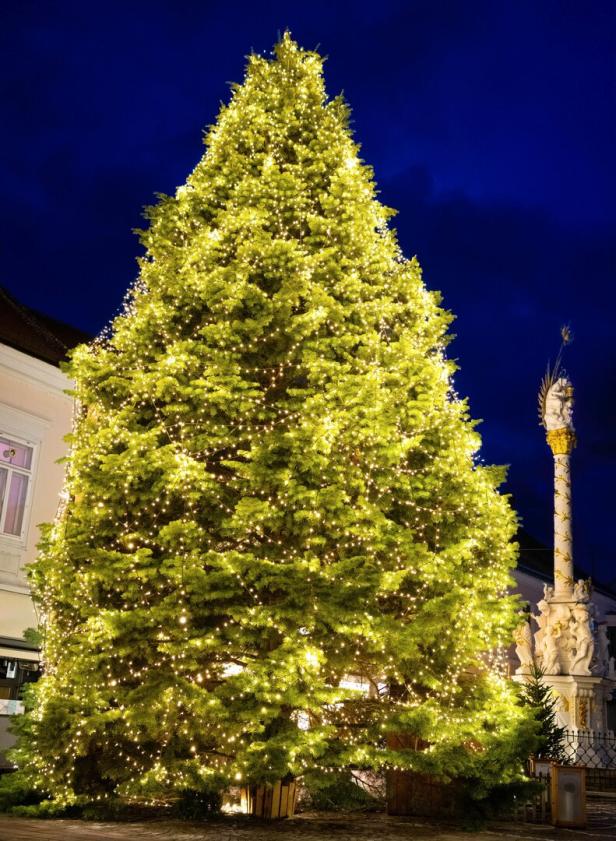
523 339 615 734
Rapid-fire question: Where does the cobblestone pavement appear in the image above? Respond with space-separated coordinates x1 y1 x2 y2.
0 811 615 841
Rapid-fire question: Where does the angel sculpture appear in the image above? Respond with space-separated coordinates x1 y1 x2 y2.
542 627 561 675
543 583 555 602
514 621 534 674
573 578 591 603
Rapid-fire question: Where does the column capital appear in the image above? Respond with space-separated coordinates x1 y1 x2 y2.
547 427 576 456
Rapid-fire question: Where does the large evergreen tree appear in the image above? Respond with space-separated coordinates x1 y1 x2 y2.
13 34 531 806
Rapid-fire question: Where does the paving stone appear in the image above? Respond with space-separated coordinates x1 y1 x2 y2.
1 811 616 841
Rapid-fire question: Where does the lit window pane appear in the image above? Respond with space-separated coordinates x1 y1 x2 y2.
0 468 6 515
3 473 29 536
0 437 32 470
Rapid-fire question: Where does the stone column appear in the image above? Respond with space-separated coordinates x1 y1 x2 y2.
542 375 575 597
546 427 576 598
524 362 616 743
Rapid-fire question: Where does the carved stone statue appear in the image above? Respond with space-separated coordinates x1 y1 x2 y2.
544 376 574 431
570 605 594 676
542 627 561 675
543 583 554 602
514 621 534 674
573 578 591 603
533 598 550 653
535 601 548 631
596 624 610 676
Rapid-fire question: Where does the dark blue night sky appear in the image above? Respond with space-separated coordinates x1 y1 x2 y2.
1 1 614 583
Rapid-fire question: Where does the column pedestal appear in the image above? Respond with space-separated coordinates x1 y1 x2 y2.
539 674 612 731
532 584 615 740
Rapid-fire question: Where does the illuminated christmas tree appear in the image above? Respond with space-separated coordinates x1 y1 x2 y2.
12 34 532 807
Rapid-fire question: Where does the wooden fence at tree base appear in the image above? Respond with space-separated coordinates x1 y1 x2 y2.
240 779 297 819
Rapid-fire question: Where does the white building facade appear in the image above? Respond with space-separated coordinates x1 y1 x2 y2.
0 288 86 767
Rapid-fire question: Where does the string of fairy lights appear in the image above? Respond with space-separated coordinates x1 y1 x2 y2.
21 34 524 806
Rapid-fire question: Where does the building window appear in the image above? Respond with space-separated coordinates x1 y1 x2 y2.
0 435 35 538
